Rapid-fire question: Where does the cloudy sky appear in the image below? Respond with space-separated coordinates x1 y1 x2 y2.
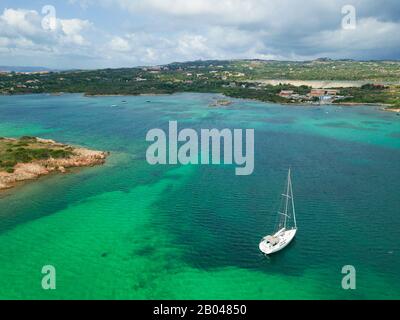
0 0 399 69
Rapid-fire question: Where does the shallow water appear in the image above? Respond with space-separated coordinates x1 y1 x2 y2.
0 93 399 299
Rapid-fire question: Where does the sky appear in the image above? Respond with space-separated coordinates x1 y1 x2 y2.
0 0 399 69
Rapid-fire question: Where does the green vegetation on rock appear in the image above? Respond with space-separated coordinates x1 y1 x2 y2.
0 137 73 173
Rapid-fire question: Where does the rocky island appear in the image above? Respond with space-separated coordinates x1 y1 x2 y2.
209 99 233 107
0 136 108 191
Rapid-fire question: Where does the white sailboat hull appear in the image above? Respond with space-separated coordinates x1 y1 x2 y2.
259 228 297 255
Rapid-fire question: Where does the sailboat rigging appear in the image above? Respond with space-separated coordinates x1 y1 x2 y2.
259 168 297 255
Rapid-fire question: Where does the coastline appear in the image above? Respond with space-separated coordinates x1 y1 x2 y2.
3 91 399 112
218 93 398 110
84 93 169 97
83 92 400 110
250 79 370 88
0 137 109 191
383 107 400 113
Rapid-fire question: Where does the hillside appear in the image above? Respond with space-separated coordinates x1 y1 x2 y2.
1 59 399 108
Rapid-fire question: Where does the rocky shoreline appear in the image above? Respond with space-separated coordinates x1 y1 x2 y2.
0 137 109 191
384 107 400 114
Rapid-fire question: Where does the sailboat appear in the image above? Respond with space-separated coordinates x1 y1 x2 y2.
259 168 297 255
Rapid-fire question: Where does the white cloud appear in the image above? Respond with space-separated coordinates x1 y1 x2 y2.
126 0 267 24
1 8 41 35
304 17 400 56
114 0 343 29
102 26 284 66
97 0 400 62
2 1 400 68
176 34 211 57
0 8 93 57
60 19 92 45
105 32 177 64
0 8 45 42
0 37 10 47
109 36 131 52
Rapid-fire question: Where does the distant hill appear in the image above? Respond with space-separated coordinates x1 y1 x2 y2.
1 58 399 108
0 66 55 73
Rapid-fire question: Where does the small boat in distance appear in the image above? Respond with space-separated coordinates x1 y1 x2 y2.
259 168 297 255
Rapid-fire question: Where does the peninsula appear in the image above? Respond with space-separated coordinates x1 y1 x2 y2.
0 136 108 191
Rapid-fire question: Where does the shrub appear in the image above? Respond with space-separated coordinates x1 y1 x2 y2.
20 136 37 141
6 167 14 173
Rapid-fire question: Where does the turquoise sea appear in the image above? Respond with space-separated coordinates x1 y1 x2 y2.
0 93 399 299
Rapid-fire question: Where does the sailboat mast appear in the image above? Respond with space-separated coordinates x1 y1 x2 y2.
289 169 297 229
283 168 290 229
